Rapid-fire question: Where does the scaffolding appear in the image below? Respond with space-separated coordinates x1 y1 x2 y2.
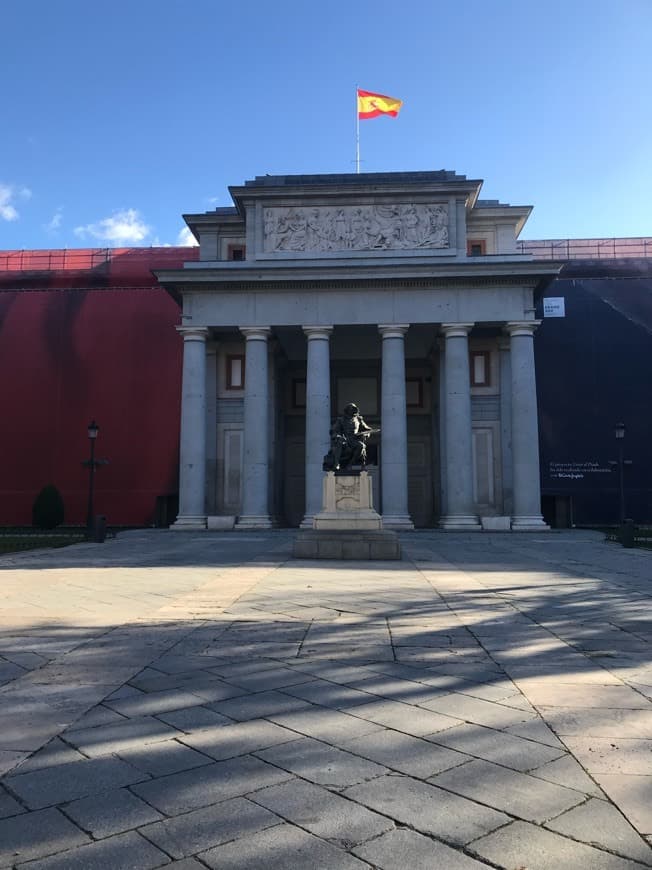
517 237 652 260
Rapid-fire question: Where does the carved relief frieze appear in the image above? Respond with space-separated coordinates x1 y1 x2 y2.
263 203 449 253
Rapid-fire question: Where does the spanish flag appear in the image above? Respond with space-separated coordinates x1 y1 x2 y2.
357 88 403 120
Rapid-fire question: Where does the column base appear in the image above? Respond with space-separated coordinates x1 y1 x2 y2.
439 515 482 531
235 515 273 529
511 515 550 531
381 515 415 530
300 514 315 530
170 515 207 531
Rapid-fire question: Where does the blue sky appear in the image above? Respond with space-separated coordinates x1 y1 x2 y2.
2 0 651 250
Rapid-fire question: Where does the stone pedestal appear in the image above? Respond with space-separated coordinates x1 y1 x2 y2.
293 472 400 559
314 472 382 531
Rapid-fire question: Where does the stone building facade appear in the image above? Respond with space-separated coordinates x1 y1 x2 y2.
155 170 562 531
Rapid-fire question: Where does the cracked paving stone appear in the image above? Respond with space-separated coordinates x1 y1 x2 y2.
14 829 170 869
139 796 280 858
0 807 90 866
344 773 509 845
545 797 652 864
353 827 493 869
470 819 645 870
431 757 587 823
342 729 470 778
179 718 299 761
131 754 292 815
61 715 181 757
4 755 147 810
60 787 163 838
256 736 388 789
251 777 394 846
199 822 370 869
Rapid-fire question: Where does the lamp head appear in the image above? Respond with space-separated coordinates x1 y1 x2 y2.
615 422 625 440
87 420 99 440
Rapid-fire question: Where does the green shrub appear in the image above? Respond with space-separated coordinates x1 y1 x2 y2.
32 484 65 529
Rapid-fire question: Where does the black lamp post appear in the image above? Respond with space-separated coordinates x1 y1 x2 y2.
85 420 99 535
609 421 633 532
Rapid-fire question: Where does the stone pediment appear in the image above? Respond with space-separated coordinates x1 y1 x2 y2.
263 203 449 253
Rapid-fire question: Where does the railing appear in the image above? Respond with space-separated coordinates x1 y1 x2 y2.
0 249 113 272
518 238 652 260
0 246 198 273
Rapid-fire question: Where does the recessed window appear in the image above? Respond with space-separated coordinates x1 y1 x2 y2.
467 240 486 256
406 378 423 408
226 355 245 389
228 244 245 261
470 351 491 387
292 379 306 409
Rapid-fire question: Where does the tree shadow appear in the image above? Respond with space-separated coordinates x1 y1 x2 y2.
0 530 650 866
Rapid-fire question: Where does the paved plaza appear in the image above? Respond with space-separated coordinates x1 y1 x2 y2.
0 530 651 868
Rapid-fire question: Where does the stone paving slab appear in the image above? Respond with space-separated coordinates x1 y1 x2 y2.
250 777 394 847
59 787 163 838
0 529 651 868
344 772 510 844
4 755 147 810
0 807 90 867
341 728 471 778
353 827 493 869
139 796 280 859
198 822 370 869
545 797 652 864
430 757 587 823
13 829 170 869
427 720 566 771
61 715 181 757
470 819 647 869
130 754 293 815
256 736 389 789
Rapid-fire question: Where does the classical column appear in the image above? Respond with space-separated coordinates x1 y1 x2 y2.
205 344 218 517
236 327 272 528
301 326 332 528
505 321 549 529
440 323 481 530
172 326 209 530
379 325 414 529
498 338 514 516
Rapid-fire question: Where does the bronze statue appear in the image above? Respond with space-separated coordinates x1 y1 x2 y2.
323 403 379 471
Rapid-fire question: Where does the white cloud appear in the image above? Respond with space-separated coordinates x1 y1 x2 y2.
45 208 63 232
74 208 152 246
0 183 30 221
177 226 199 247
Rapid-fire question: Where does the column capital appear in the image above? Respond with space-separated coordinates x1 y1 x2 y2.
504 320 541 338
302 325 333 340
441 323 474 338
176 326 209 341
240 326 272 341
378 324 409 339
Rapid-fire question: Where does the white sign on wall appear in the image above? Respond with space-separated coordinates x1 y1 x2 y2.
543 297 566 317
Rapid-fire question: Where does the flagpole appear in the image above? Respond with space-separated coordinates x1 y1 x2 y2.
355 86 360 174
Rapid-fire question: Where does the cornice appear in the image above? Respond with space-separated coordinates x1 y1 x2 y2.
155 258 563 291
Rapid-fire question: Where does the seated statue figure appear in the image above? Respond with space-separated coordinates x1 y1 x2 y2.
323 403 375 471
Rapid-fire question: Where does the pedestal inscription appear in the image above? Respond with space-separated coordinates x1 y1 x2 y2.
314 472 382 530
